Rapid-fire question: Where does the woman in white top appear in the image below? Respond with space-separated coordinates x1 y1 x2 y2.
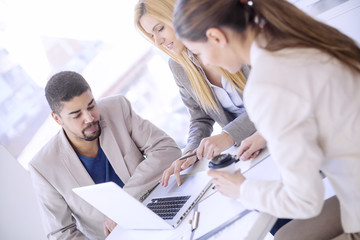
173 0 360 239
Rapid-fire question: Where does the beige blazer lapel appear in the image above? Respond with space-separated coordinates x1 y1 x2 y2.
99 120 131 184
58 130 95 187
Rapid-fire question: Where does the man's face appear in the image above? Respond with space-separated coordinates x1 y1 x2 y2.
52 90 101 142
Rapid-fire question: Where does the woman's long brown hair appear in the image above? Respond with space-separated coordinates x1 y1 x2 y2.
174 0 360 73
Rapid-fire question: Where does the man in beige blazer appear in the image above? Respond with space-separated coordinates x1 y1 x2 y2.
28 71 181 239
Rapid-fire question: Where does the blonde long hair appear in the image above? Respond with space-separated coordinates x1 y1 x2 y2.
134 0 247 112
174 0 360 74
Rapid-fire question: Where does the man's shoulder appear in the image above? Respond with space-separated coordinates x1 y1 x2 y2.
96 95 129 109
30 132 63 167
97 95 131 118
97 94 127 106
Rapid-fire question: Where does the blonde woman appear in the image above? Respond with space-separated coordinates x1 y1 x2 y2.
134 0 265 186
173 0 360 239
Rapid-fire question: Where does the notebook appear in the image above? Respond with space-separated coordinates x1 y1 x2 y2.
72 171 212 230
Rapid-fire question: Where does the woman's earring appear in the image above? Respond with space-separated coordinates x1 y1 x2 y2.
240 0 253 6
254 15 266 29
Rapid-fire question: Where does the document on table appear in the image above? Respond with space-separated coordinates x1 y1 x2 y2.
192 152 278 240
106 149 274 240
192 191 250 239
107 220 193 240
232 147 270 174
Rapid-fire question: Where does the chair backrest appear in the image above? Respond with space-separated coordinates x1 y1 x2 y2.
0 145 46 240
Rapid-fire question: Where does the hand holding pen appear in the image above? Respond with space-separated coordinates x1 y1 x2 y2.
160 151 198 187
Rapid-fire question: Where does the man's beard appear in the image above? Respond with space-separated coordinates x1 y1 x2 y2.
82 121 101 141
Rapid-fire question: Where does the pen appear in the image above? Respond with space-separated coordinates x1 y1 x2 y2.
191 211 200 231
178 152 197 161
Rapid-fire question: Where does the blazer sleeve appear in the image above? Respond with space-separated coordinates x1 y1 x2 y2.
168 59 215 154
222 111 256 147
222 64 256 146
169 60 255 151
117 96 182 198
240 79 325 218
28 164 88 240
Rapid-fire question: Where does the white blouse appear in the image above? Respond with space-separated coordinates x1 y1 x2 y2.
211 76 244 117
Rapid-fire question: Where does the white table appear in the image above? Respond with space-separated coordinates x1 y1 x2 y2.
106 148 279 240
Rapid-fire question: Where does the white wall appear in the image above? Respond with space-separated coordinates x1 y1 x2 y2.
316 0 360 43
0 145 46 240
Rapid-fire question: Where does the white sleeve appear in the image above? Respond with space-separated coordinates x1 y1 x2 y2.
239 81 325 219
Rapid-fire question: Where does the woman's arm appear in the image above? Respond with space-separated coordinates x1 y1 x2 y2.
168 59 215 154
241 81 325 218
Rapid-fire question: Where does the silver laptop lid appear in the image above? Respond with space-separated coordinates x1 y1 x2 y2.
73 171 211 230
73 182 173 230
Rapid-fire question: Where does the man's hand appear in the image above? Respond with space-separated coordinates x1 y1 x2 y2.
208 169 245 199
237 131 266 161
196 132 235 160
104 216 117 237
161 151 197 187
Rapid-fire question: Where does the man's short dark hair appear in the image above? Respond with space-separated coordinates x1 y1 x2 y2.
45 71 91 114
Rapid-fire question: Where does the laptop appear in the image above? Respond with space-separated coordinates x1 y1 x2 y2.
73 171 212 230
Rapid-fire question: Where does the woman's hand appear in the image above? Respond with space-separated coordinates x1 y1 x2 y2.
161 151 197 187
196 132 235 160
208 169 246 199
104 216 117 237
237 131 266 161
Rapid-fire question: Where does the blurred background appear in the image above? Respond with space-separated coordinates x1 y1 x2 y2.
0 0 191 169
1 0 359 169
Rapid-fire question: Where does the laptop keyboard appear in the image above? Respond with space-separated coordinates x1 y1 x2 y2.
146 196 191 220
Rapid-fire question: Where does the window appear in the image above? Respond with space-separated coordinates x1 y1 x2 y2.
0 0 190 168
